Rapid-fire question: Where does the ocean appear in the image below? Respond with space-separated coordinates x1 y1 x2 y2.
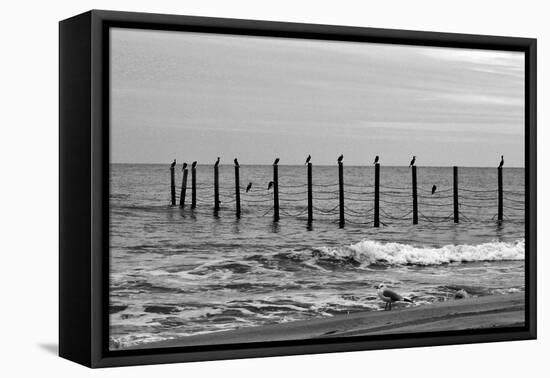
109 164 525 350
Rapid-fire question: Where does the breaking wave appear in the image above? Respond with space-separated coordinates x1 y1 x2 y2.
315 239 524 266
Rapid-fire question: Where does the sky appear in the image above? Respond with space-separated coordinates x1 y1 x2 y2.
110 28 525 167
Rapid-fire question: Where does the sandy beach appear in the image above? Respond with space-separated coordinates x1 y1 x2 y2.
125 293 524 350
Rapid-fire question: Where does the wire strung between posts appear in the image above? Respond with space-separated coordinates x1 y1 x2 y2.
379 191 411 197
311 182 339 188
379 208 414 220
503 205 525 211
312 204 340 214
279 197 309 202
379 184 411 190
504 197 525 204
378 198 410 206
460 188 498 193
418 194 454 200
344 205 374 215
417 187 452 193
344 189 374 196
345 196 374 202
242 198 273 204
314 189 341 194
278 189 309 196
345 218 373 226
418 201 454 208
503 190 525 198
460 202 496 209
419 211 454 223
279 208 309 217
344 183 374 189
458 195 496 201
278 183 307 188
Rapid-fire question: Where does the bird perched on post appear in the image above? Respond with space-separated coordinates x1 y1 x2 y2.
305 155 311 165
377 283 413 311
191 161 197 169
182 162 187 170
214 157 220 167
170 159 176 169
409 156 416 167
234 158 239 167
246 182 252 193
432 185 437 194
498 155 504 168
374 155 379 164
273 158 279 166
337 154 343 163
267 181 274 190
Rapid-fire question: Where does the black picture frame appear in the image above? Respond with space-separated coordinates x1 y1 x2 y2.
59 9 537 368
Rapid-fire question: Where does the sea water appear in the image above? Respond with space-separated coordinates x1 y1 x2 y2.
109 164 525 349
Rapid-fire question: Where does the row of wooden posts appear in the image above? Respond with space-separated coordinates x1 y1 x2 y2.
170 164 506 226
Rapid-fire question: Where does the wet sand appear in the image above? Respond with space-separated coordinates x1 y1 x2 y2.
125 293 524 350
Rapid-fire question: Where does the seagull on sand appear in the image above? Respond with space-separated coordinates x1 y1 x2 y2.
214 157 220 167
182 162 187 171
305 155 311 165
498 155 504 168
267 181 274 190
338 154 344 163
377 284 413 311
432 185 437 194
409 156 416 167
234 158 240 167
246 182 252 193
170 159 176 169
273 158 280 165
374 155 379 164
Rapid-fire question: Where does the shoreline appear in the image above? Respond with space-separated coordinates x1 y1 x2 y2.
123 292 524 350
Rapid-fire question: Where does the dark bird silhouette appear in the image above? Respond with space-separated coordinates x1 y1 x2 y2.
305 155 311 165
170 159 176 169
337 154 344 163
267 181 274 190
191 161 197 169
214 157 220 167
246 182 252 193
374 155 379 164
182 162 187 170
234 158 239 167
273 158 280 165
409 156 416 167
432 185 437 194
498 155 504 169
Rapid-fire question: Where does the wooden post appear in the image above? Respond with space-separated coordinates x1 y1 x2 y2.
191 167 196 209
498 167 503 221
179 168 188 208
412 166 418 224
170 166 176 206
307 163 313 224
234 165 241 218
338 162 345 227
273 164 280 222
374 163 380 227
453 166 459 223
214 165 220 211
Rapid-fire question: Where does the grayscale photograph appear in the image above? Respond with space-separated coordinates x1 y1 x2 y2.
108 28 525 350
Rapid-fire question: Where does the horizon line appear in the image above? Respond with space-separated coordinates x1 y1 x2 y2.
110 162 525 169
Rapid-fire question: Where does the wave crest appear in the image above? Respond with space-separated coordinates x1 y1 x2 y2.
316 239 524 266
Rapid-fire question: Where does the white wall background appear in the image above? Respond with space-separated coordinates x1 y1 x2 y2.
0 0 546 376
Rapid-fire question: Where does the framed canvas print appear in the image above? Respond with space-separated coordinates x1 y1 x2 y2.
59 10 537 368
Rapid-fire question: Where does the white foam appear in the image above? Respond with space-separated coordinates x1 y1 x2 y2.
318 239 524 266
